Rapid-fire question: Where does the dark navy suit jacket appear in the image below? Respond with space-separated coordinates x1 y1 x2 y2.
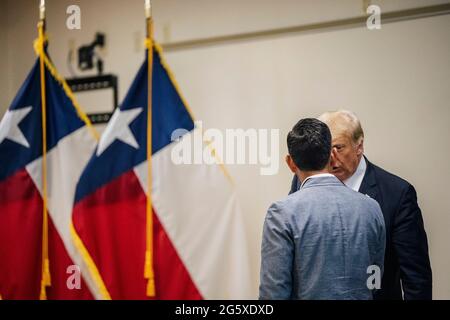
289 158 432 300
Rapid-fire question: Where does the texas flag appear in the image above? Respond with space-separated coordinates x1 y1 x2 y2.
72 44 252 300
0 55 101 299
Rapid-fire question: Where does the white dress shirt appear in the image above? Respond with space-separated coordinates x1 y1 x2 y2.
343 157 367 192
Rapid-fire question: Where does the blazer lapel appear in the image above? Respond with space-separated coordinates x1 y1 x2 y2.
359 157 380 203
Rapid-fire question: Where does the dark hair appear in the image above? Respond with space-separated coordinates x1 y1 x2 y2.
287 118 332 171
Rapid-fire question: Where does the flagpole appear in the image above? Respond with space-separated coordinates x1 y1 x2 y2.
144 0 156 298
37 0 51 300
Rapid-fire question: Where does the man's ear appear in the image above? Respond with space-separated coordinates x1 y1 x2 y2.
326 150 335 172
356 138 364 156
286 155 298 174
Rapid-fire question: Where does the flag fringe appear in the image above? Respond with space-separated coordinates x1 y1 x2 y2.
33 38 100 142
32 27 108 301
70 223 112 300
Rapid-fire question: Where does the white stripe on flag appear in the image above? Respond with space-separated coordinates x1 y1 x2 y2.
134 128 253 299
25 126 103 299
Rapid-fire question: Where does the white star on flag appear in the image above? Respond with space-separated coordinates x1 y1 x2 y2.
96 107 143 156
0 106 33 148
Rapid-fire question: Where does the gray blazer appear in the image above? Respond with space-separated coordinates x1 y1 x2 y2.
259 175 386 300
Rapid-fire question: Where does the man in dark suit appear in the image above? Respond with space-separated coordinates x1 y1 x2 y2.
289 110 432 300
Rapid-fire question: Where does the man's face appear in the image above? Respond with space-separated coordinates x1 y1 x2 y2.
328 132 363 182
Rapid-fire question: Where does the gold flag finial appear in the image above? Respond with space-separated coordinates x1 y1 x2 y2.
145 0 152 19
39 0 46 21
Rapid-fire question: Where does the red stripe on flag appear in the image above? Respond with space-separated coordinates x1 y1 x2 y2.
73 170 202 300
0 169 42 299
47 218 94 300
0 169 93 299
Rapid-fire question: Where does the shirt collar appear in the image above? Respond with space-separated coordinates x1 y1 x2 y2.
343 156 367 192
300 173 335 189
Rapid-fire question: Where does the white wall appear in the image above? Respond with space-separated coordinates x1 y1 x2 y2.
164 15 450 299
4 0 450 110
1 0 450 299
0 0 9 113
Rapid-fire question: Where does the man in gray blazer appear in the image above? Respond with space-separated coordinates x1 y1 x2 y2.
259 118 386 300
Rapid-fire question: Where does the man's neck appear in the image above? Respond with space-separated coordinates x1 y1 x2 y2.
343 156 367 191
298 169 329 184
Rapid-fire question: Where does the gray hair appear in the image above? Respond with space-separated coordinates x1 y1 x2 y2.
318 110 364 145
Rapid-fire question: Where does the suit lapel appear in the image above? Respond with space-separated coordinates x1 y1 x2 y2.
359 157 380 203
